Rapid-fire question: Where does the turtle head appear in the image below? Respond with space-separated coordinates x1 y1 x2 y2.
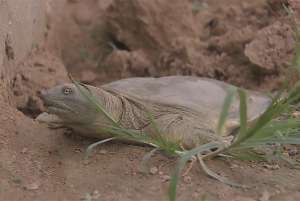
40 83 101 124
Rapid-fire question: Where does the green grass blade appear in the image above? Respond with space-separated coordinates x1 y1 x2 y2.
230 99 288 147
197 155 247 188
70 75 118 126
84 137 117 160
228 149 266 161
240 136 300 148
217 86 237 135
246 119 300 140
145 110 161 136
286 82 300 104
277 153 300 169
139 148 159 173
144 111 180 154
169 142 221 201
236 89 247 141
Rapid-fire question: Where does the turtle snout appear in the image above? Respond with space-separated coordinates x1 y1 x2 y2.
38 89 53 106
38 89 48 101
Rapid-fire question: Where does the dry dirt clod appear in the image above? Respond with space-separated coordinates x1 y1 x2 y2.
244 21 294 71
24 182 41 191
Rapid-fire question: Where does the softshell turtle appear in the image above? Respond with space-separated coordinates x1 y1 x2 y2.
37 76 271 149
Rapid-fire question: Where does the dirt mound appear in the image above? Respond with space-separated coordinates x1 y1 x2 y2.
57 0 296 90
105 0 198 57
12 50 69 117
245 21 294 71
1 0 300 201
102 0 273 88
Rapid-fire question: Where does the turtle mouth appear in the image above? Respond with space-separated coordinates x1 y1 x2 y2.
43 99 75 115
47 105 69 114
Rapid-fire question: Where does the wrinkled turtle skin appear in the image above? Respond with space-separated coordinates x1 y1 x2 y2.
36 76 271 149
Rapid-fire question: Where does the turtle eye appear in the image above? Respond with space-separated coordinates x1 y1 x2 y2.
62 87 73 95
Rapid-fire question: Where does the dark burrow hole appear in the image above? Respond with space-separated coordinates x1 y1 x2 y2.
17 97 43 119
18 107 41 119
107 33 131 51
5 35 15 60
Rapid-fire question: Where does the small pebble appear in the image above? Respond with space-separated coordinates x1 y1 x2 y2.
21 147 28 154
292 111 300 118
273 185 285 194
230 164 239 169
24 182 40 190
288 147 299 156
83 160 90 165
74 148 82 153
183 175 192 184
149 167 158 175
91 190 100 199
192 192 199 199
99 149 108 154
263 164 280 170
161 175 170 182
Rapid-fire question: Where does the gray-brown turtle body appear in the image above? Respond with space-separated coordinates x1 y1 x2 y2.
37 76 271 149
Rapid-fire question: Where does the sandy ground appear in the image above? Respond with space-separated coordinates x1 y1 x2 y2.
0 0 300 200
